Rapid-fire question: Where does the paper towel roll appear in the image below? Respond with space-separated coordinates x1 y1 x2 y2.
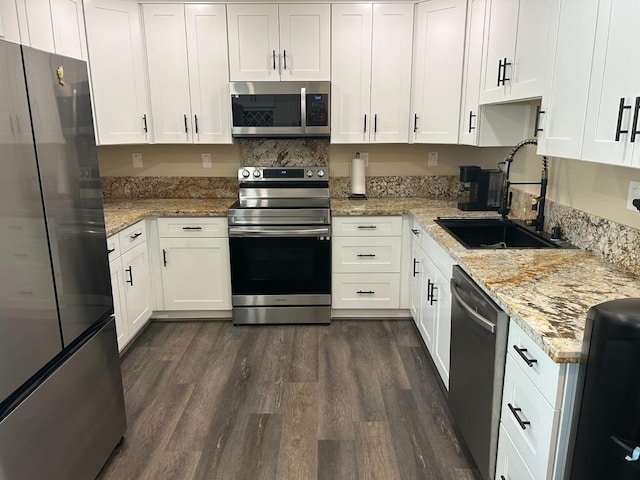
351 157 366 196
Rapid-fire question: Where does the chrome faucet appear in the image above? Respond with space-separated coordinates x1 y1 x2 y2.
498 138 549 232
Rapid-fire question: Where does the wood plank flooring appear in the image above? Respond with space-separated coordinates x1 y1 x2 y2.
98 320 480 480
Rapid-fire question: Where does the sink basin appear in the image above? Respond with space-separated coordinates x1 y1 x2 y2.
435 218 560 249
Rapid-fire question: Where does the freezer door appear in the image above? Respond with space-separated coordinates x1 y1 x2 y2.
0 40 62 403
21 47 113 347
0 317 126 480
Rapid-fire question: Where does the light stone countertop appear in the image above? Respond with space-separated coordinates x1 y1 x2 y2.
104 197 640 363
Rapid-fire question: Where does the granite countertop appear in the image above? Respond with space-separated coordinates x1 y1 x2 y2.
104 197 640 363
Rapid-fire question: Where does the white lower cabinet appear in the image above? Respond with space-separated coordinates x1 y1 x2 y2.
157 218 231 311
408 218 455 389
332 216 403 310
107 220 153 352
496 320 579 480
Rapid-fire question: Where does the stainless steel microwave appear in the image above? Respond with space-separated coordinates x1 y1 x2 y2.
230 81 330 137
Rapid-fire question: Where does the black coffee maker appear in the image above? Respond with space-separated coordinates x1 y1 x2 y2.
458 165 504 211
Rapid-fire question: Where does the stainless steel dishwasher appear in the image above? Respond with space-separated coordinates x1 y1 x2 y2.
449 266 509 480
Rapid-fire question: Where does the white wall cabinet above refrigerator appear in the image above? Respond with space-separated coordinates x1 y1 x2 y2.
479 0 552 105
0 0 21 44
410 0 466 144
16 0 86 60
84 0 150 145
227 3 330 81
458 0 530 146
331 3 414 144
143 3 232 144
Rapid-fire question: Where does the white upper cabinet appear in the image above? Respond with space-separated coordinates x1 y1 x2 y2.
185 4 232 144
410 0 466 144
582 0 640 168
479 0 552 104
458 0 530 146
227 3 330 81
50 0 86 60
143 4 232 144
331 3 414 144
537 0 598 159
16 0 86 59
84 0 150 145
0 0 22 44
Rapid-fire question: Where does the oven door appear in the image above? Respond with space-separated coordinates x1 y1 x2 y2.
228 225 331 306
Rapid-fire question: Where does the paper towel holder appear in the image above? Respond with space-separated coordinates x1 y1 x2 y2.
348 152 368 200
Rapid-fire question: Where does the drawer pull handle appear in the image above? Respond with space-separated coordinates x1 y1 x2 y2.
107 248 116 254
357 225 377 229
500 476 506 480
126 266 133 286
182 226 202 230
412 258 419 277
411 228 419 236
513 345 538 367
357 254 376 257
508 403 530 430
163 249 167 267
129 232 142 240
356 290 375 295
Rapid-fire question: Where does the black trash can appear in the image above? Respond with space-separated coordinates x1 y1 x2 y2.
569 298 640 480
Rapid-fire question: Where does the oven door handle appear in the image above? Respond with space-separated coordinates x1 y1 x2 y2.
228 226 331 237
450 279 496 334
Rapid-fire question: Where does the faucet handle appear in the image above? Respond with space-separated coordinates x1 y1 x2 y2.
531 197 539 211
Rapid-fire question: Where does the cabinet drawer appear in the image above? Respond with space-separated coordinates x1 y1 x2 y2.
106 235 121 262
496 425 536 480
118 220 146 254
332 237 401 273
332 273 400 309
501 355 559 480
332 216 402 237
421 230 455 277
157 217 227 238
508 321 563 407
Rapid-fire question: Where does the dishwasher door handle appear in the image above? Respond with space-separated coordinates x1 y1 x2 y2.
451 280 496 334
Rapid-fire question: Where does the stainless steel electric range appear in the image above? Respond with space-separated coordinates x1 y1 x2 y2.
227 166 331 325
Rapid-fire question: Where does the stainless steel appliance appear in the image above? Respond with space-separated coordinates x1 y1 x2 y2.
230 81 330 137
228 166 331 324
449 266 509 480
0 41 126 479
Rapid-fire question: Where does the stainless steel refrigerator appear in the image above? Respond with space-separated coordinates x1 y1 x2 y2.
0 40 126 479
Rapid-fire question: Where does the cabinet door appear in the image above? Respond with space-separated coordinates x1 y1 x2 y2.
109 258 129 352
50 0 86 60
0 0 22 44
479 0 517 104
432 265 452 389
459 0 486 145
409 236 422 321
143 4 192 143
227 4 279 81
418 252 436 352
537 0 598 159
582 0 640 167
186 4 232 144
330 3 372 144
369 3 413 143
161 238 232 311
121 242 152 338
278 4 330 81
16 0 56 53
411 0 466 144
84 0 150 145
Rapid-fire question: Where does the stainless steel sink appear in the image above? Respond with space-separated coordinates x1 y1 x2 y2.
435 218 561 249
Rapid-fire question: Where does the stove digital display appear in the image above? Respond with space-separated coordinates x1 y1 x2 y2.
263 168 304 179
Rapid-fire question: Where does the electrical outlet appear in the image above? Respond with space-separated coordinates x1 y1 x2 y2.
358 152 369 167
428 152 438 166
202 153 212 168
626 180 640 211
132 153 142 169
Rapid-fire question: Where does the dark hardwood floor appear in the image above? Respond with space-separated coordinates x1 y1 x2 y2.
98 320 481 480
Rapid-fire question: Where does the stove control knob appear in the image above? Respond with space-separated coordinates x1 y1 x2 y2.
241 169 250 178
253 169 261 178
317 169 325 178
306 170 314 177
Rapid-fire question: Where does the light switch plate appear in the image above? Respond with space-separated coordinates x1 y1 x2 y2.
132 153 142 169
202 153 212 168
627 181 640 211
428 152 438 166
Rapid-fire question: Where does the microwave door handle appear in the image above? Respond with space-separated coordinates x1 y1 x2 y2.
301 86 307 131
